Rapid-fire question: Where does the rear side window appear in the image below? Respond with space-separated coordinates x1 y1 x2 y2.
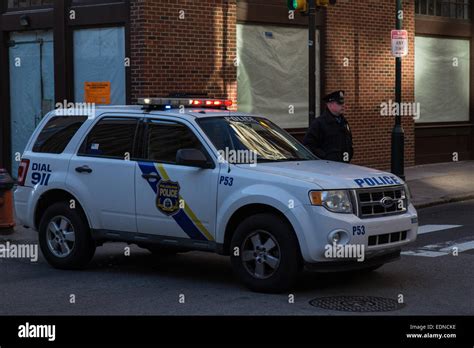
33 116 87 154
79 117 139 159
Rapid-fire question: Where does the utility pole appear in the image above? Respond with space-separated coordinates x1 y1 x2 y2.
308 0 317 126
391 0 405 179
287 0 335 126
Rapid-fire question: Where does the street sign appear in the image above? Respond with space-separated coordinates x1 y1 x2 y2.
391 30 408 57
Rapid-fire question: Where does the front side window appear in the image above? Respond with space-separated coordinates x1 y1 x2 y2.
198 116 317 163
146 121 206 164
33 116 87 154
79 118 138 159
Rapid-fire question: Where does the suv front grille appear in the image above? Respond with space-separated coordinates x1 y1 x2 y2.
355 186 407 218
368 231 408 246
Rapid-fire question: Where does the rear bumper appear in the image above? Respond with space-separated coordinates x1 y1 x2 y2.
304 249 401 272
13 186 35 228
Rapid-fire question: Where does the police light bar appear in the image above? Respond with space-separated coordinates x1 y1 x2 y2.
138 98 232 110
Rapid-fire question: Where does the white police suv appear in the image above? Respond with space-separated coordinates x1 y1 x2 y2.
14 97 418 293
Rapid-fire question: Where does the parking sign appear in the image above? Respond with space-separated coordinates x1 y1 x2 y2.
391 30 408 57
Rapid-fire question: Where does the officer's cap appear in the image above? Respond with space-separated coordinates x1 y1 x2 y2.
323 90 345 104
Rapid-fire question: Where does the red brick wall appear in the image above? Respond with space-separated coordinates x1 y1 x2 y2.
130 0 237 104
324 0 415 170
130 0 415 171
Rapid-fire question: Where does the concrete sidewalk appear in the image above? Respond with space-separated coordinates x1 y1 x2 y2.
406 160 474 209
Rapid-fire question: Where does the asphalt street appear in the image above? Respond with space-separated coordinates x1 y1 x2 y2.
1 200 473 315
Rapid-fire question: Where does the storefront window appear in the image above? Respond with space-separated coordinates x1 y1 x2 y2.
73 27 126 105
415 0 471 20
237 24 320 129
72 0 124 4
415 36 470 123
7 0 53 9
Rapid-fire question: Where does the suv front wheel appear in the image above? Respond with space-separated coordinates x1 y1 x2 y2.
39 202 96 269
230 213 301 293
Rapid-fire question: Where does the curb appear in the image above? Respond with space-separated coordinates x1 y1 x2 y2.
413 194 474 209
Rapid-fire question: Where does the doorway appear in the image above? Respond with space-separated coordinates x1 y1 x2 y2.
8 30 54 176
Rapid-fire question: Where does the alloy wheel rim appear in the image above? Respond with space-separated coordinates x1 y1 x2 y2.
241 230 281 279
46 216 76 258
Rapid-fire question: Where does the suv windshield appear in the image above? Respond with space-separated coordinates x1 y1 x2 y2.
197 116 317 163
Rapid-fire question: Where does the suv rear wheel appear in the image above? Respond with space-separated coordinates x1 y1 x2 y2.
39 202 96 269
230 213 301 293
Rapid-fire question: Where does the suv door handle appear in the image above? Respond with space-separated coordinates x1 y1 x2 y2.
142 173 160 180
75 165 93 174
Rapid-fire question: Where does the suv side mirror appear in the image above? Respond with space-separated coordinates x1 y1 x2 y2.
176 149 213 169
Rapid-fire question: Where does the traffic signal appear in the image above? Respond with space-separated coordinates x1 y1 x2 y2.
287 0 307 12
287 0 336 12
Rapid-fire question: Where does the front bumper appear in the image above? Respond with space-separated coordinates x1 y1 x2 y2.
305 249 401 272
289 203 418 264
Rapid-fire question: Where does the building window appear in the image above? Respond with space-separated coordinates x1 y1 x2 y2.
72 0 124 5
73 27 126 105
237 24 320 129
415 36 470 123
7 0 53 9
415 0 471 20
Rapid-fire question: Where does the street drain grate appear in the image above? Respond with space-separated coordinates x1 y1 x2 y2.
309 296 404 312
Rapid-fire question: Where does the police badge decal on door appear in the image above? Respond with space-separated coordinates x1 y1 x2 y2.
156 180 181 216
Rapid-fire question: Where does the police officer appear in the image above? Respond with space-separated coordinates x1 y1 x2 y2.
303 90 354 163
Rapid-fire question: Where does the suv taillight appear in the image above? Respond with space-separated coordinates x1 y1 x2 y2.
17 159 30 186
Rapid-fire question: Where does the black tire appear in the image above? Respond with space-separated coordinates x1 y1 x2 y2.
230 213 301 293
39 202 96 270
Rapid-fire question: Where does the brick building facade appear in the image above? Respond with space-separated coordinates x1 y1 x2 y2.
324 0 416 168
127 0 416 170
0 0 473 174
129 0 238 105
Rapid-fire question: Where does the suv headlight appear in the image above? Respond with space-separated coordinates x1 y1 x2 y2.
403 183 412 206
309 190 353 214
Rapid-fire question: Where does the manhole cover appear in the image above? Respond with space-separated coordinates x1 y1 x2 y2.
309 296 404 312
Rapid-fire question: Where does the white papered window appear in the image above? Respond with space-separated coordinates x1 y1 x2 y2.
237 24 320 129
415 36 470 123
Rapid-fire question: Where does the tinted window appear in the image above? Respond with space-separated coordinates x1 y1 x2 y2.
33 116 87 154
147 121 205 163
79 118 138 159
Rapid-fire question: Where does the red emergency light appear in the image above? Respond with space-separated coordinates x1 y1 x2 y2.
190 99 233 108
139 97 233 110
